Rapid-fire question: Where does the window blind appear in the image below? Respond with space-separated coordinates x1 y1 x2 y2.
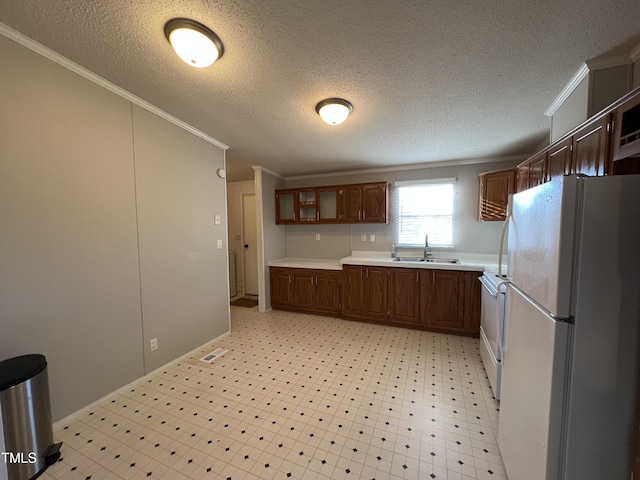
394 179 455 247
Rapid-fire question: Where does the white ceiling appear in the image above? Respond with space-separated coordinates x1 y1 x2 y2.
1 1 640 181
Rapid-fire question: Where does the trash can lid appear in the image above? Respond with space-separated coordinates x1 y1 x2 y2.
0 354 48 391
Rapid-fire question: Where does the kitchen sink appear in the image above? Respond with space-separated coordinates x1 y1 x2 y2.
392 257 460 264
425 258 460 264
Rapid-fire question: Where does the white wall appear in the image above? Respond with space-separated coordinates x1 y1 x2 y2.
132 106 230 373
284 160 520 258
551 76 589 142
226 180 255 295
0 33 230 420
254 168 286 312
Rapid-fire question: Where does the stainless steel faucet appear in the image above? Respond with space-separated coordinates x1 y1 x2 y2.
423 234 431 259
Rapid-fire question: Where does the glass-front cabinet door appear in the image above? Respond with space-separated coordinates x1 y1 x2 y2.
317 187 339 222
275 189 297 224
297 189 318 222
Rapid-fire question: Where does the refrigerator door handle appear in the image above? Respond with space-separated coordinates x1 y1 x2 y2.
498 199 512 278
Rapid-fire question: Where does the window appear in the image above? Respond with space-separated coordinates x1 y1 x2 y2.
394 179 455 247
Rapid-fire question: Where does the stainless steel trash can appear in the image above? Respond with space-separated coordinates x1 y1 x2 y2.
0 355 61 480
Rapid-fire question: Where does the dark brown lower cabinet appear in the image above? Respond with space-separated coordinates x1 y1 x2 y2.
342 265 480 336
271 265 480 336
389 268 420 324
270 267 341 315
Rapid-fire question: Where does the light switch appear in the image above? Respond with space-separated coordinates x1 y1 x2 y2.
217 239 223 249
315 233 320 240
214 214 221 225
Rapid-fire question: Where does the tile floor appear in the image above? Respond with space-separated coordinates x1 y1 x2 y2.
41 306 505 480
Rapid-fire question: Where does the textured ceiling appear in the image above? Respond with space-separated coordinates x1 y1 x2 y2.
1 1 640 181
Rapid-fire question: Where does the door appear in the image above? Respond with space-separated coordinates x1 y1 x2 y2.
478 168 515 221
242 193 259 296
508 176 578 318
547 137 572 181
291 270 315 309
340 185 362 222
389 268 419 323
571 114 611 176
499 284 570 480
364 267 388 320
425 269 464 330
362 183 387 223
269 268 291 306
479 275 502 399
314 271 341 313
342 265 365 317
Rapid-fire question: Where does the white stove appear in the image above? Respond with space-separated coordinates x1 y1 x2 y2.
478 272 508 400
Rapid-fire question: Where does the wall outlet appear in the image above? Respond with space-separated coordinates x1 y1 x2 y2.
369 234 375 242
361 234 367 241
214 214 221 225
315 233 320 240
217 239 223 249
150 338 158 351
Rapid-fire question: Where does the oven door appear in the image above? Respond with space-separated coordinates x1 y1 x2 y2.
479 274 503 399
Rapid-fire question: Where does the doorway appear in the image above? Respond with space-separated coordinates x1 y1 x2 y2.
242 193 258 296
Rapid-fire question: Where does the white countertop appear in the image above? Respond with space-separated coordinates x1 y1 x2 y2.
268 252 506 273
268 258 343 270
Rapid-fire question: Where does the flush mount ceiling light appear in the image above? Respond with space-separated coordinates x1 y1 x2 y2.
164 18 224 68
315 98 353 125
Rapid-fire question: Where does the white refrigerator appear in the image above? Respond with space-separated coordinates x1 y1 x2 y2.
498 174 640 480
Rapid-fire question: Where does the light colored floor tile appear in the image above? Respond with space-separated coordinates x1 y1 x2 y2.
41 306 503 480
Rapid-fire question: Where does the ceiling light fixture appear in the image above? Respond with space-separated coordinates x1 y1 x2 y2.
164 18 224 68
315 98 353 125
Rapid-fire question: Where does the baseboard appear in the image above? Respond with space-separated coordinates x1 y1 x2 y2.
53 330 230 428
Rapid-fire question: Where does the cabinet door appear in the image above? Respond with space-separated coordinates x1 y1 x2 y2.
275 189 297 224
424 270 465 330
516 162 530 193
342 265 365 317
463 271 480 335
478 168 515 221
339 185 363 222
315 271 341 313
317 187 339 222
547 137 572 181
291 270 315 309
297 189 318 223
528 151 547 188
270 268 291 306
571 114 611 176
389 268 420 323
364 267 388 320
362 183 388 223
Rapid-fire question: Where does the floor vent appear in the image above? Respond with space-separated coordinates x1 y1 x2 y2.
200 348 227 363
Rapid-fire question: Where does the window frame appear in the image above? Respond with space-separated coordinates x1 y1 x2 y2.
393 178 456 248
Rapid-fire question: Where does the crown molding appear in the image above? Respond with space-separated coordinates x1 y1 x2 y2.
0 22 229 150
586 53 633 71
282 155 527 181
631 41 640 63
252 165 285 180
544 63 590 117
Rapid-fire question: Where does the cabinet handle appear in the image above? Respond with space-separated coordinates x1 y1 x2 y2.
289 275 292 284
432 272 435 284
365 268 369 279
316 212 320 221
416 272 419 283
